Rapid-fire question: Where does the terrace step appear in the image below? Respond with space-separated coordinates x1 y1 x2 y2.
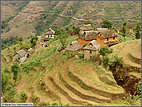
67 69 125 100
48 74 100 106
59 71 111 103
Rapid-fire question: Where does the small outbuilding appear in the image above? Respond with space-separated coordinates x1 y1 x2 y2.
13 49 27 63
83 40 100 59
65 41 82 52
28 48 35 54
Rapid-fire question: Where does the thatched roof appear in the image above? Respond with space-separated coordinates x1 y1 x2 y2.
45 28 55 35
83 40 100 51
79 31 98 40
65 41 82 51
98 30 117 39
41 28 55 39
80 24 94 31
17 49 27 57
28 48 35 54
96 28 108 31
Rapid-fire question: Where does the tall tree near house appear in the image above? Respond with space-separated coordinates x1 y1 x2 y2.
101 20 113 29
11 62 20 82
121 21 127 41
55 29 68 51
134 21 141 39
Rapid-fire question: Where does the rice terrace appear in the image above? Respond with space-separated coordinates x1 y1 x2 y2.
1 1 141 106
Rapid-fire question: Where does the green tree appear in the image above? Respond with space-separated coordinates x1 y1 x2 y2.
134 22 141 39
56 29 68 47
11 62 20 82
22 44 30 50
30 36 38 47
101 20 113 29
121 21 127 41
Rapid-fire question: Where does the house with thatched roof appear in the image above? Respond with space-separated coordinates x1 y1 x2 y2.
96 30 119 47
13 49 27 63
83 40 100 59
41 28 55 43
80 24 94 34
65 41 82 52
78 31 98 47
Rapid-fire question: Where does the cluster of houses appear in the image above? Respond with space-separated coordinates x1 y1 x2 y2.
13 24 120 63
65 24 120 59
40 24 120 59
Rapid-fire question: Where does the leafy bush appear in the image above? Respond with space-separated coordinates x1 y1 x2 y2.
20 91 27 102
103 55 109 66
108 55 123 67
11 62 20 82
136 82 141 96
78 53 84 59
22 43 30 50
99 46 113 56
50 101 60 106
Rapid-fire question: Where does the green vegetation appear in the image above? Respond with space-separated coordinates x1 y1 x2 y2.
101 20 113 29
99 46 113 56
11 62 20 82
2 36 24 50
30 36 38 47
20 91 27 102
134 21 141 39
121 21 127 41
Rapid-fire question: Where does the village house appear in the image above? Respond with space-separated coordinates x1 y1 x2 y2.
96 30 119 47
80 24 94 34
78 31 98 47
65 41 82 53
83 40 101 59
41 28 55 43
13 49 27 63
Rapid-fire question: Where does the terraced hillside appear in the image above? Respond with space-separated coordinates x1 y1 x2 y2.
109 39 141 69
2 36 141 106
1 1 141 39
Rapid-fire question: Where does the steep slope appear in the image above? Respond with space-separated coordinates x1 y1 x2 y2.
1 1 141 40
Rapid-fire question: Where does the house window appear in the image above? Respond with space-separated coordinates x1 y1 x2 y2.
84 32 86 34
90 51 92 54
51 35 52 37
107 38 109 41
113 37 115 40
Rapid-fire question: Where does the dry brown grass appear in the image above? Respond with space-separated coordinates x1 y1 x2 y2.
109 39 141 68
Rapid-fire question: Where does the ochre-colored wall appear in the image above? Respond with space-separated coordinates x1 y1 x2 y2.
96 36 105 47
77 38 92 47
